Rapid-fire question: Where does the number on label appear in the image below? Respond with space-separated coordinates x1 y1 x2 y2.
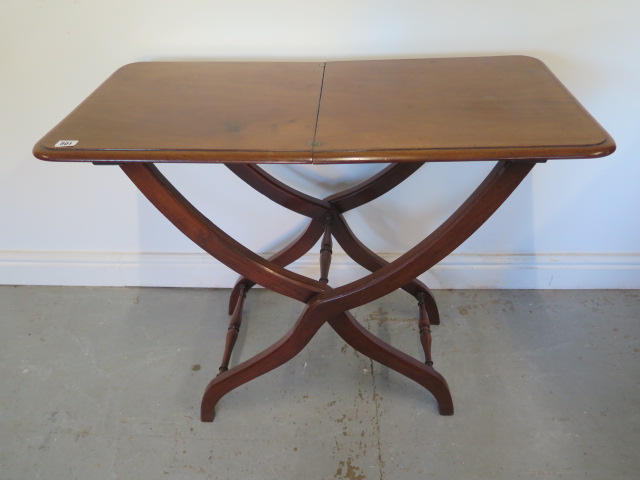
55 140 79 147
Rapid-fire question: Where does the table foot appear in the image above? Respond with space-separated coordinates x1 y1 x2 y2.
328 312 453 415
201 304 326 422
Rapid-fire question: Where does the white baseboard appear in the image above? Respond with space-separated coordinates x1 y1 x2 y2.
1 251 638 289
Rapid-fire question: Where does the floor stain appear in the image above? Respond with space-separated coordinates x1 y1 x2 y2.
369 307 388 325
335 413 350 424
369 307 415 325
178 465 206 474
335 457 367 480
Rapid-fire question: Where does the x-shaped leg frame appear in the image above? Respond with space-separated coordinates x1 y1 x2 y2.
120 160 538 421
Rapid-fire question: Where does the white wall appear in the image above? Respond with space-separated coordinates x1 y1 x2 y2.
2 0 639 289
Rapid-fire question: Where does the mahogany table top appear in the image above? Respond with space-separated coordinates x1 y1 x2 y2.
33 56 615 164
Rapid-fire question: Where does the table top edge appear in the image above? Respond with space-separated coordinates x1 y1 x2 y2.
33 136 616 164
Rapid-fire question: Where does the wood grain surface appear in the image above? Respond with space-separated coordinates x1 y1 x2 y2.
34 56 615 164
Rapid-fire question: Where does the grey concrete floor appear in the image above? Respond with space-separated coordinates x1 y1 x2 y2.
1 286 638 479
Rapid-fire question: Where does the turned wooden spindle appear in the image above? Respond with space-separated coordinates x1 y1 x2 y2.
417 292 433 366
319 214 333 284
219 284 247 374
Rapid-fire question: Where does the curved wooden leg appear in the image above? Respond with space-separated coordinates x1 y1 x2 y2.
201 304 327 421
303 160 537 417
120 163 324 303
331 213 440 324
312 161 538 315
328 312 453 415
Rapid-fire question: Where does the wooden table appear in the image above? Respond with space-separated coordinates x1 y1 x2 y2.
33 56 615 422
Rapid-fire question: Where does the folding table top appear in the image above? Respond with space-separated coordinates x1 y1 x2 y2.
33 56 615 164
